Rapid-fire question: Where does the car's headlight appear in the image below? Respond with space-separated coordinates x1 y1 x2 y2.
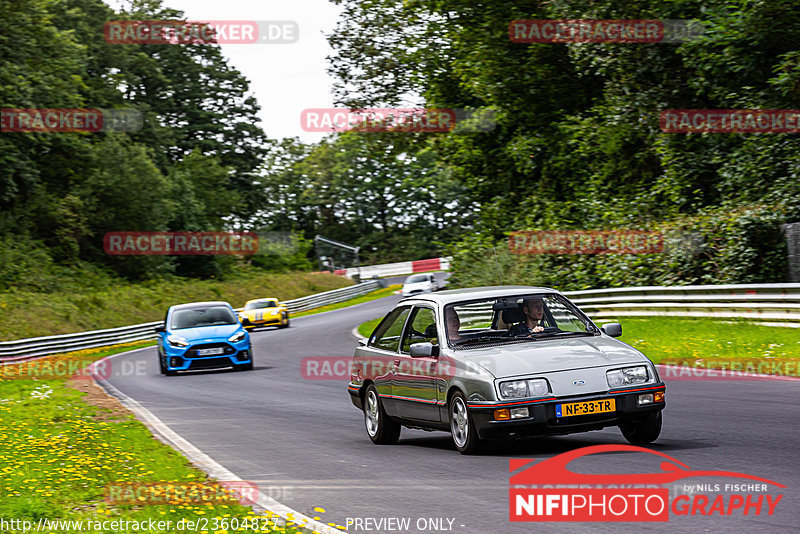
607 366 650 387
228 331 247 343
499 378 551 399
167 335 189 348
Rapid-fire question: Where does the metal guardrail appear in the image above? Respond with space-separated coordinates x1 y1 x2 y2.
564 283 800 325
0 280 381 362
282 280 380 313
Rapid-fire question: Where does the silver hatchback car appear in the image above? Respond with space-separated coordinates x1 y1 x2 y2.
347 286 665 454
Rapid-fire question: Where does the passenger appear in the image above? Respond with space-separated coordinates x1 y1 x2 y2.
509 297 545 336
445 307 463 342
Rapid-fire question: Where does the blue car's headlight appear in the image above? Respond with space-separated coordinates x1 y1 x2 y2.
167 335 189 348
228 331 247 343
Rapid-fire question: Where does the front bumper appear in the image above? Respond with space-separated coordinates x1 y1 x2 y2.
468 384 666 439
242 314 285 328
163 340 252 372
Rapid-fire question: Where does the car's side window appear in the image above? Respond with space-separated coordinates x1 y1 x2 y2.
370 307 411 352
400 307 438 353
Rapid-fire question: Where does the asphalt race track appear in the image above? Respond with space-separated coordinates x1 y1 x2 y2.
104 279 799 534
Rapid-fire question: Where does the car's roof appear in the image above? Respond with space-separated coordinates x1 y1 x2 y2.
170 301 233 310
244 298 278 303
399 285 559 306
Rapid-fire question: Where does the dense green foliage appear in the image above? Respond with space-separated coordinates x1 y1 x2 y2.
323 0 800 287
0 0 272 282
2 0 799 290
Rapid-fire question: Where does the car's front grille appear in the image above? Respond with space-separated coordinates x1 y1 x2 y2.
188 357 233 370
186 343 236 358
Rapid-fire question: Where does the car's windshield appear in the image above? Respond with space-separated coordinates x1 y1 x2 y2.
444 293 596 348
171 306 238 329
405 275 429 284
244 300 277 310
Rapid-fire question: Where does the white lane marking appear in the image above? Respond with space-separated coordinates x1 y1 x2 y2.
95 348 345 534
351 326 367 342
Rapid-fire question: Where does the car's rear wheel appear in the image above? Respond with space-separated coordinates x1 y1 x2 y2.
364 385 400 444
449 392 482 454
620 411 662 444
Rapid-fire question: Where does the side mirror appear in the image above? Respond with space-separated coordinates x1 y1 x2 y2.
358 338 367 347
154 323 166 333
601 323 622 338
240 317 251 326
410 342 439 358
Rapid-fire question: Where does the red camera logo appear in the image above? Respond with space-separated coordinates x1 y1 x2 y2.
510 445 784 522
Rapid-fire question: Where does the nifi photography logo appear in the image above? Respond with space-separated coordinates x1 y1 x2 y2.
509 445 784 522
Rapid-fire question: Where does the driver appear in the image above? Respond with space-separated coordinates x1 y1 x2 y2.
509 297 545 336
445 307 463 342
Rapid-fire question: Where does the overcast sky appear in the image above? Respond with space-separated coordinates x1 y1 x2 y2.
108 0 344 141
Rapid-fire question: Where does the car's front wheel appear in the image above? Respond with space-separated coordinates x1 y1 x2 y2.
279 313 289 328
449 392 482 454
363 385 400 444
620 411 662 444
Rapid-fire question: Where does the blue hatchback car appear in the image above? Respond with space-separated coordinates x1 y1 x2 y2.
155 301 253 375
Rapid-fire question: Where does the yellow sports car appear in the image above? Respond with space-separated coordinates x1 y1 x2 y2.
238 298 289 330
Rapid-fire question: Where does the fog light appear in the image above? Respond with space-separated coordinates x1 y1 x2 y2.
494 409 510 420
170 357 181 367
510 407 529 419
238 350 249 361
654 391 665 403
638 393 654 405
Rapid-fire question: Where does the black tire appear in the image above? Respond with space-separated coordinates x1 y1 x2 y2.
449 391 483 454
279 314 290 329
363 385 400 444
620 411 662 444
237 360 254 371
158 353 166 375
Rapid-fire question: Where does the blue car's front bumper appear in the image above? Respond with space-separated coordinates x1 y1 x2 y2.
163 339 252 372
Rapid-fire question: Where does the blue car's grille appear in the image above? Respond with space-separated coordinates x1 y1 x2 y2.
186 343 236 358
189 357 233 370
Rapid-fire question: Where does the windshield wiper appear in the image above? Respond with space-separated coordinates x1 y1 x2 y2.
513 331 595 340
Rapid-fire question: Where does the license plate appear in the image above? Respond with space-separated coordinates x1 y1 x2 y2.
197 348 224 356
556 398 615 418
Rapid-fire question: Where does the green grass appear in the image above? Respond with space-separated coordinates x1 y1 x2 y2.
0 345 338 533
0 272 351 341
357 318 383 339
612 316 800 375
292 285 401 318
